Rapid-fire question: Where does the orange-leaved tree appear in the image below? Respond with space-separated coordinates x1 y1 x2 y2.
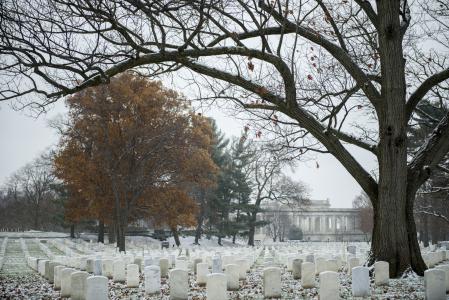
54 73 216 251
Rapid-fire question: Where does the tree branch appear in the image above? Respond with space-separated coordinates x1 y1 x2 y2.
328 128 378 155
406 68 449 121
258 0 382 108
181 59 379 202
408 110 449 189
353 0 379 29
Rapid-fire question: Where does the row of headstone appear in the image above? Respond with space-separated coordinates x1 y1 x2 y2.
19 238 30 258
22 238 449 300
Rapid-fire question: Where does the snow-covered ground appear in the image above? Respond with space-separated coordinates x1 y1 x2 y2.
0 233 447 299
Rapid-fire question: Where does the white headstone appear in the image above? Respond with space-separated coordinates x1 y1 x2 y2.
71 271 89 300
315 257 327 275
60 268 76 298
263 267 281 298
54 265 65 290
212 257 222 273
301 262 315 288
224 264 239 291
160 258 170 277
102 259 113 279
86 259 94 273
48 262 60 284
374 261 389 286
319 271 339 300
305 254 315 263
197 263 210 286
93 259 102 275
292 258 302 279
352 266 370 297
134 257 143 272
236 259 247 280
126 264 139 288
145 265 161 295
435 264 449 292
85 275 108 300
424 269 446 300
347 257 360 275
206 273 228 300
193 258 202 274
326 259 339 273
113 260 126 283
38 259 49 276
44 261 51 280
169 269 188 300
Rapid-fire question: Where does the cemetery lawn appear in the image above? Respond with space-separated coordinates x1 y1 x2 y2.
0 234 445 299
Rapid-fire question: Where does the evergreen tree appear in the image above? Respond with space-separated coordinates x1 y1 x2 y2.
203 120 232 245
228 132 254 243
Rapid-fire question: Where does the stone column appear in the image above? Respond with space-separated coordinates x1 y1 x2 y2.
319 216 323 233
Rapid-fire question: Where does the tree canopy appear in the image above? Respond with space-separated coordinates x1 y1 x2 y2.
54 73 217 250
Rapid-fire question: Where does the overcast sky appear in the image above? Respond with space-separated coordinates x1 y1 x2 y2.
0 93 378 208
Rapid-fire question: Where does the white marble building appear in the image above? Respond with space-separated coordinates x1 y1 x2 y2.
256 199 369 242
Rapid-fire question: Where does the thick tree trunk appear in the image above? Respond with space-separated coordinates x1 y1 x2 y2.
247 213 257 246
108 222 116 244
370 1 425 277
247 226 255 246
117 222 126 252
34 206 40 230
115 211 127 252
70 224 75 238
98 220 104 243
232 233 236 244
171 226 181 247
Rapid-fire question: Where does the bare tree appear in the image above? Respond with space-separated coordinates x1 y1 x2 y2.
2 0 449 276
0 152 63 231
265 202 293 242
352 191 374 241
247 149 308 246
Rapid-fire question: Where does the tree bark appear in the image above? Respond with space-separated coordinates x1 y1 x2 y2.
108 222 116 244
34 205 40 230
70 224 75 239
116 221 126 252
247 225 255 246
194 195 206 245
370 0 418 277
171 226 181 247
98 220 104 243
247 213 257 246
405 193 427 275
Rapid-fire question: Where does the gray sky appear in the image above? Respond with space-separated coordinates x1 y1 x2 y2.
0 96 377 208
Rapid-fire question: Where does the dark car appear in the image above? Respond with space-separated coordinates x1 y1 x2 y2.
152 229 167 241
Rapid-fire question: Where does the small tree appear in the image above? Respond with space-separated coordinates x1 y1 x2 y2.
352 191 374 240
